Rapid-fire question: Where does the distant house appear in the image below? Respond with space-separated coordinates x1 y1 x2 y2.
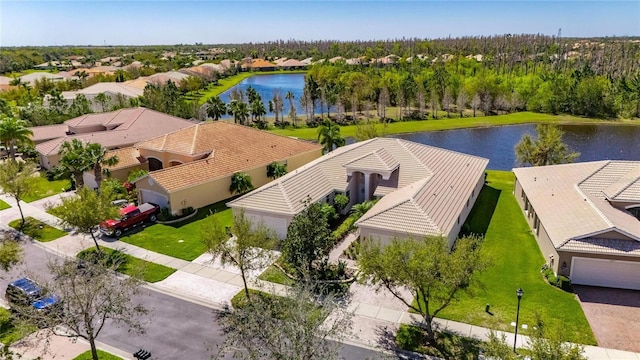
69 66 117 78
53 82 144 112
229 138 488 244
329 56 344 63
33 108 194 170
513 161 640 290
132 122 322 214
19 72 67 85
244 59 277 72
278 59 308 70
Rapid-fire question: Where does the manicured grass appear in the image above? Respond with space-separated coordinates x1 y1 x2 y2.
0 307 37 345
73 350 122 360
22 176 70 203
270 111 635 140
8 217 67 242
258 265 295 286
77 248 176 283
416 170 595 345
119 200 233 261
0 199 10 210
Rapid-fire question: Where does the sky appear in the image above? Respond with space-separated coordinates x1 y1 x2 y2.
1 1 639 46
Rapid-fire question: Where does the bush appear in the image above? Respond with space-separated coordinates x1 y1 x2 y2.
396 324 424 352
182 206 195 216
331 215 357 242
343 239 360 260
542 266 572 292
310 259 350 296
333 194 349 212
556 275 572 292
158 207 171 221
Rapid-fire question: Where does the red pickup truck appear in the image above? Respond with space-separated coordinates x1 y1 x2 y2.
100 203 160 237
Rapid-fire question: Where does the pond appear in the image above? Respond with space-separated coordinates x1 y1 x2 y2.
219 73 318 118
390 124 640 170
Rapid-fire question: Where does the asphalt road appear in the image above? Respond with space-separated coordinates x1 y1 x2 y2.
2 240 396 359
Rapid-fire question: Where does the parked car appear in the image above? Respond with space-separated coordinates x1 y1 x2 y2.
5 277 61 314
100 202 160 237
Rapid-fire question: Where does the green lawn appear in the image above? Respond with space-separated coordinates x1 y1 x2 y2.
77 248 176 283
8 216 67 242
119 200 233 261
0 308 36 345
419 170 595 345
270 111 635 140
73 350 122 360
22 176 70 203
258 265 295 286
0 199 10 210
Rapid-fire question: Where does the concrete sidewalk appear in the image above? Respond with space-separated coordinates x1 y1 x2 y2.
2 193 639 360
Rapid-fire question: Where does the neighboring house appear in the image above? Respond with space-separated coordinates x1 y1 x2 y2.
19 72 67 85
125 71 190 90
33 107 195 170
55 82 144 112
513 161 640 290
229 138 488 244
243 59 276 72
133 122 322 215
278 59 308 70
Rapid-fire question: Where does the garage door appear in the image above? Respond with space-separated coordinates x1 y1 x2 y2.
139 189 169 209
571 257 640 290
245 212 289 239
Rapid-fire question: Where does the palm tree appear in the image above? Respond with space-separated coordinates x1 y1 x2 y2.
84 143 119 188
229 172 254 195
206 96 227 120
250 99 266 126
266 162 287 179
317 119 345 154
351 200 376 219
235 102 249 126
58 139 90 189
0 115 33 160
285 91 297 127
515 124 580 166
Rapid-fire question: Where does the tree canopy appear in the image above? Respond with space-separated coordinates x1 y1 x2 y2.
515 124 580 166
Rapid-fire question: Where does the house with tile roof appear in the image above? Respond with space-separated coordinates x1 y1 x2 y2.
54 82 144 112
228 138 488 245
132 122 322 215
33 108 194 170
243 59 276 71
513 161 640 290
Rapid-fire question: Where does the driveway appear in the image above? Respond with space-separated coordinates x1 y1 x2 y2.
574 286 640 352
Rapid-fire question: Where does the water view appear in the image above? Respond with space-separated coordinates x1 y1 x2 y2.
391 124 640 170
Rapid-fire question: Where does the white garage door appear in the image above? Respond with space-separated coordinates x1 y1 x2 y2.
139 189 169 209
571 257 640 290
245 212 289 239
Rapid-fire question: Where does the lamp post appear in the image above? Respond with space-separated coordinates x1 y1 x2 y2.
513 288 524 352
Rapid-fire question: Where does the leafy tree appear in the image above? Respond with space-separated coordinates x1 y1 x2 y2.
0 161 37 229
34 256 147 360
285 91 297 127
84 143 119 188
333 193 349 212
94 92 111 112
281 202 333 277
68 94 92 117
0 115 34 160
515 124 579 166
51 186 119 252
0 237 22 272
58 139 90 188
216 284 352 360
358 235 486 344
317 119 345 154
266 161 287 179
127 168 148 182
229 172 254 195
202 210 276 303
205 96 227 120
354 120 387 141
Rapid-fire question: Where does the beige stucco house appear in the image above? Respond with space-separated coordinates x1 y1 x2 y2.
229 138 488 246
513 161 640 290
133 122 322 215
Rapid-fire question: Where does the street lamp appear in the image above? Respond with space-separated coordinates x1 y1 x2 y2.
513 288 524 352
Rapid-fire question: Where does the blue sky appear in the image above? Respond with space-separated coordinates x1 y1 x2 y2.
1 1 639 46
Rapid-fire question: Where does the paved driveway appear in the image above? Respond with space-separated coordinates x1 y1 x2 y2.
574 286 640 352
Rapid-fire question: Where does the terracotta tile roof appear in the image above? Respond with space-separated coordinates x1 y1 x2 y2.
280 59 306 67
104 147 146 170
513 161 640 249
248 59 276 68
30 124 69 143
143 122 321 192
230 138 488 238
35 108 194 155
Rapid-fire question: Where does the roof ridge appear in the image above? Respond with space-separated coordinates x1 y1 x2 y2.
190 124 200 154
575 185 615 228
608 164 640 199
576 160 611 188
397 139 431 173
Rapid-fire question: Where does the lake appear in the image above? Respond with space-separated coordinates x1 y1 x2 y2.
219 73 317 118
390 124 640 170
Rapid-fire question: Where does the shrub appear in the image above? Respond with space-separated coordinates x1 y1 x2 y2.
333 194 349 212
158 207 171 221
331 215 357 242
343 239 360 260
395 324 424 352
556 275 572 292
181 206 194 216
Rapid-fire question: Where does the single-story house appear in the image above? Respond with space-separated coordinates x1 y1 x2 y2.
54 82 144 112
243 59 277 72
229 138 488 246
133 121 322 215
33 108 195 170
513 161 640 290
278 59 308 70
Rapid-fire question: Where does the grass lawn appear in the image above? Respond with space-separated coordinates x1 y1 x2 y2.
73 350 122 360
22 176 70 203
0 308 37 345
270 111 636 140
119 200 233 261
258 265 295 286
416 170 595 345
0 199 10 210
77 248 176 283
8 217 67 242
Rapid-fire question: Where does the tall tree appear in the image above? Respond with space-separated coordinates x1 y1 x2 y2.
285 91 297 127
85 143 119 188
0 161 37 230
515 124 580 166
317 119 345 154
229 172 254 195
94 92 110 112
358 235 486 344
51 186 119 252
0 115 33 160
206 96 227 121
202 210 276 303
58 139 90 188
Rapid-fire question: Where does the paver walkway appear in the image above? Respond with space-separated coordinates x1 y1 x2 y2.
2 192 639 359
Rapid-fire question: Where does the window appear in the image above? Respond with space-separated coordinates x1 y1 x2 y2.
521 190 525 199
466 198 470 208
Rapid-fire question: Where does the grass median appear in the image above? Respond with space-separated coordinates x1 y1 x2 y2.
8 217 67 242
77 248 176 283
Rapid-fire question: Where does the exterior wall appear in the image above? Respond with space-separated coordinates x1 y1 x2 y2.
446 174 486 247
135 176 170 206
514 177 560 273
240 208 294 239
138 149 200 167
558 250 640 278
359 227 424 247
286 148 323 170
68 124 106 134
41 153 61 170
